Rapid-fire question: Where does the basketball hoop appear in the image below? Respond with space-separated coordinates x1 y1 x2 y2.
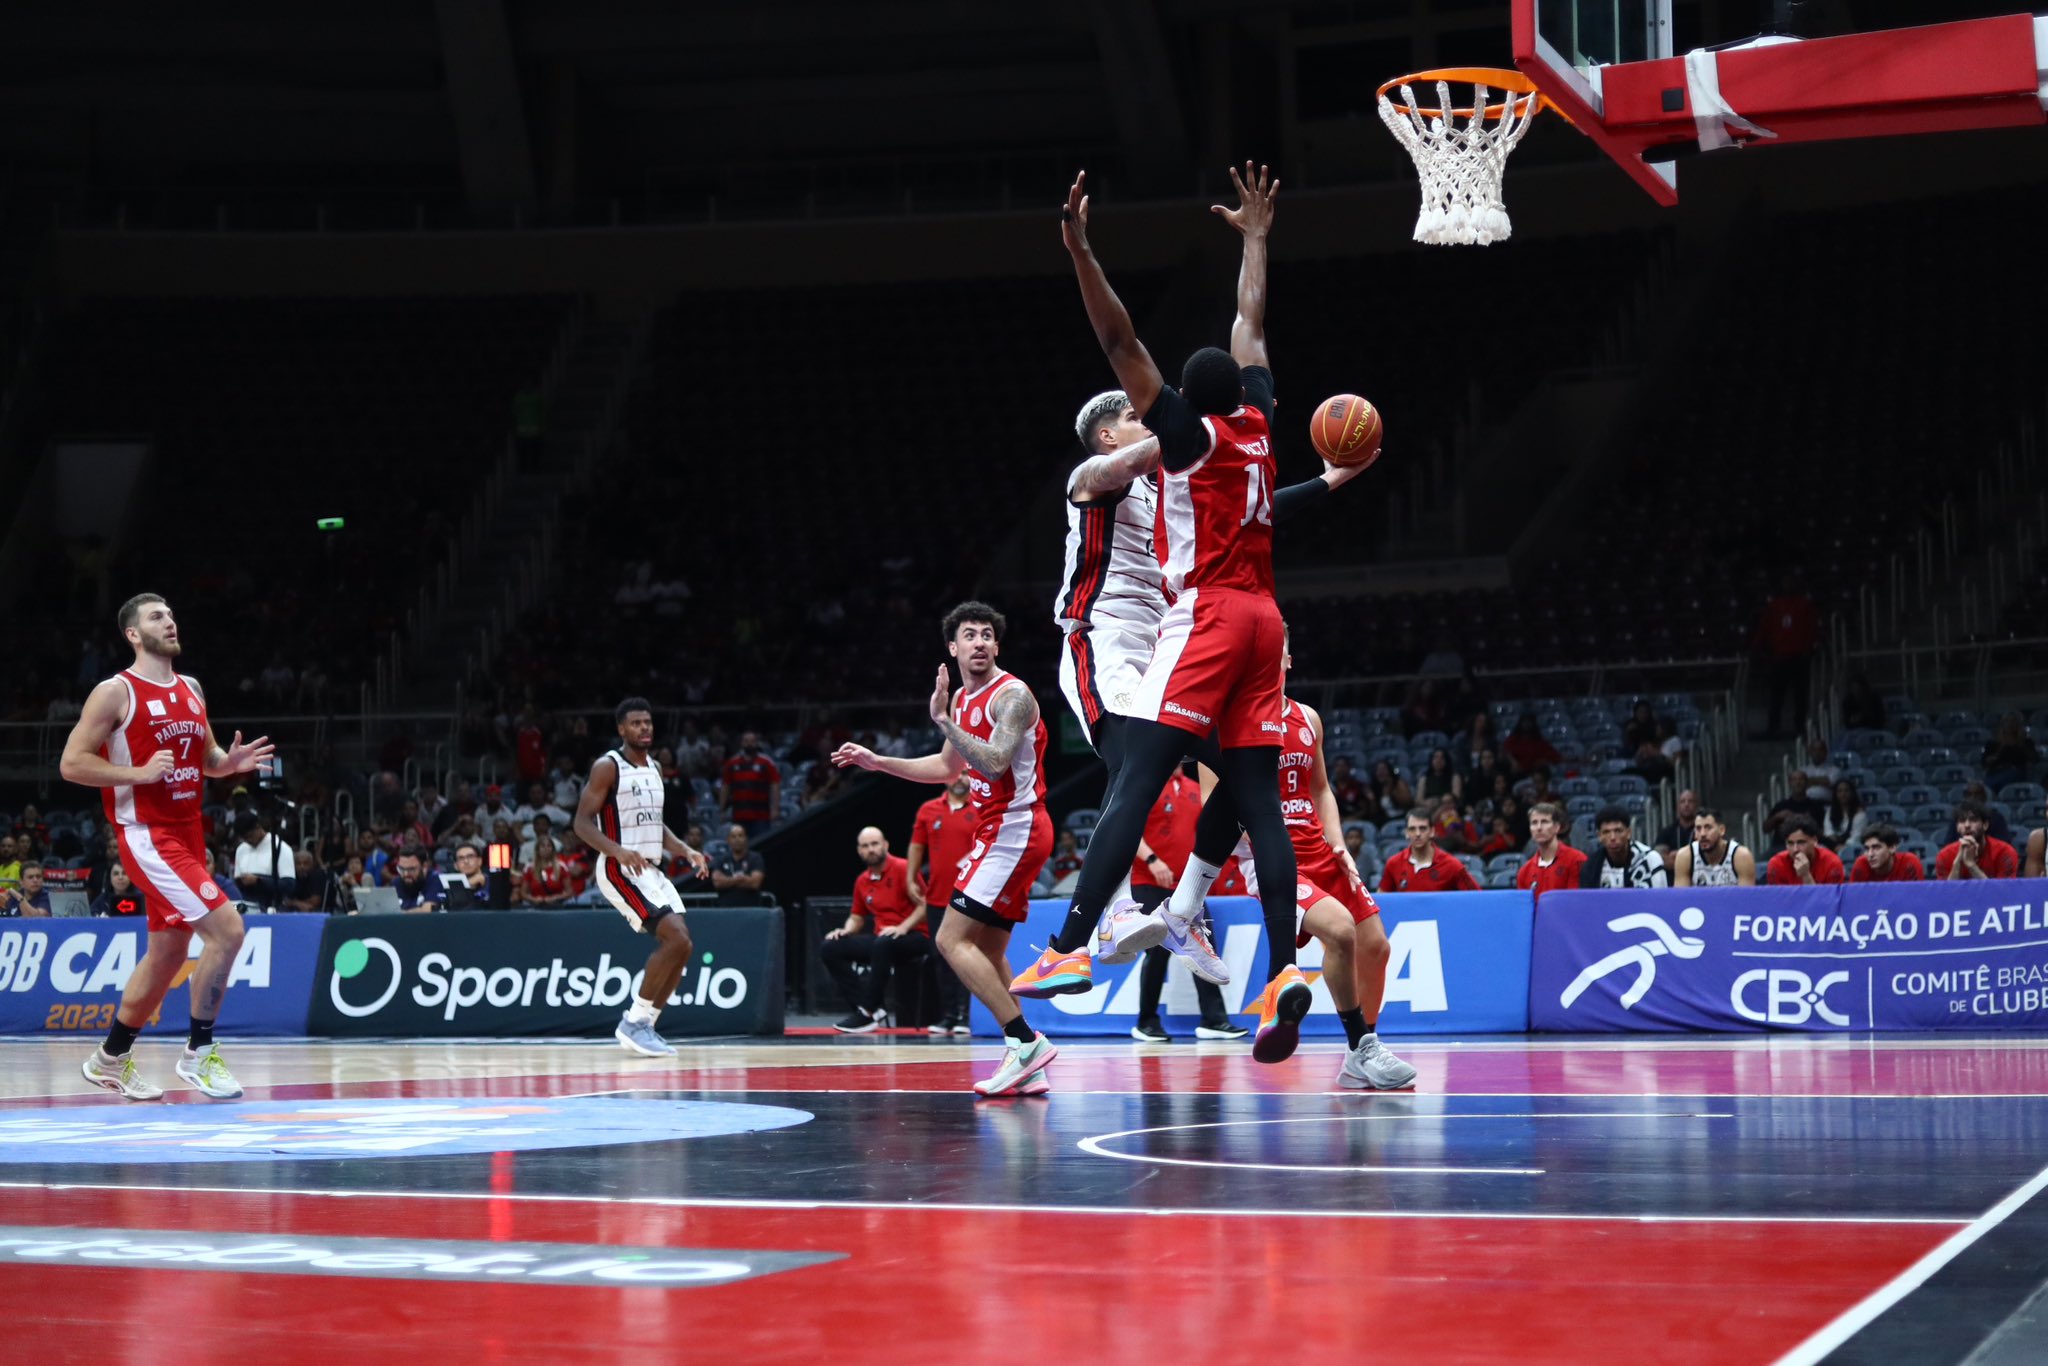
1377 68 1567 246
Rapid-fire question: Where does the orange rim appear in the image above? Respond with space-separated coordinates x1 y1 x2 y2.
1376 67 1574 126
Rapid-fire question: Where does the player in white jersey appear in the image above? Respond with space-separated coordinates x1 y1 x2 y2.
572 696 711 1057
1672 807 1756 887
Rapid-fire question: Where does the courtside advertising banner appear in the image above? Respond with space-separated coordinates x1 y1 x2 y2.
1531 880 2048 1032
309 908 785 1038
0 914 323 1036
981 892 1534 1037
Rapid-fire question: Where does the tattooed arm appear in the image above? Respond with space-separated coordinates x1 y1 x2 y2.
932 675 1038 779
1070 435 1163 499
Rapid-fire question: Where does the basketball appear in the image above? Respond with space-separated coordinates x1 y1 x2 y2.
1310 393 1383 467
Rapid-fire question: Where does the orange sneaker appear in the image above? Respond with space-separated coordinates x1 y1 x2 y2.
1251 965 1314 1064
1008 946 1095 998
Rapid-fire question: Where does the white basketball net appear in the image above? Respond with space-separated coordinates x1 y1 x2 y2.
1378 79 1543 246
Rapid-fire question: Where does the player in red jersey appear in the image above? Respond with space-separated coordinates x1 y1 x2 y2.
834 602 1057 1097
1850 825 1925 882
1015 163 1318 1065
59 593 274 1101
907 775 977 1035
1516 802 1588 899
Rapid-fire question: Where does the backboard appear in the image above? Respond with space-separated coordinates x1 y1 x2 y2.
1512 1 2048 204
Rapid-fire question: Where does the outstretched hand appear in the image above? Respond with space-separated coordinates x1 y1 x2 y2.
222 731 276 776
1060 170 1091 254
1212 161 1278 237
928 665 954 726
832 743 878 771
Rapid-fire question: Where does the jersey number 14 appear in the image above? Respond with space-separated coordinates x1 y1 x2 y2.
1242 466 1273 527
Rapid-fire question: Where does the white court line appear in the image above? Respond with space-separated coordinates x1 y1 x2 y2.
9 1088 2048 1103
1773 1159 2048 1366
0 1179 1970 1226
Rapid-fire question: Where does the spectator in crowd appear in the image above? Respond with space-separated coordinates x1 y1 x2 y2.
1516 802 1585 898
1368 760 1414 819
1038 829 1085 894
1502 714 1562 775
1937 800 2020 881
514 781 572 838
1625 739 1675 786
1655 789 1701 863
675 719 713 779
1755 575 1818 739
83 829 123 898
1401 679 1447 738
396 800 433 851
1418 749 1461 803
416 779 448 832
12 804 49 858
1623 701 1660 752
1657 717 1688 764
822 827 930 1032
476 784 517 836
711 823 767 903
673 822 712 897
1467 753 1507 813
804 745 849 807
1344 825 1370 865
282 850 332 912
1940 783 2015 847
1457 714 1498 778
436 812 485 856
1580 809 1671 889
1766 817 1844 886
1801 740 1839 801
90 862 144 918
1823 779 1869 852
1673 808 1755 886
1431 793 1477 854
230 814 295 910
720 731 782 837
0 861 51 916
439 842 491 910
1983 712 2040 792
1763 771 1827 850
1381 807 1480 893
549 754 583 811
514 705 548 784
905 776 975 1034
1522 766 1561 810
1477 816 1517 859
519 836 575 906
488 817 519 856
1850 825 1924 883
518 813 558 866
0 836 19 894
340 855 374 907
391 851 441 912
1499 793 1530 847
1328 756 1367 818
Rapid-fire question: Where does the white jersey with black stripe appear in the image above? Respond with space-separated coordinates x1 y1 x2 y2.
1688 838 1745 887
1053 468 1164 636
603 749 667 861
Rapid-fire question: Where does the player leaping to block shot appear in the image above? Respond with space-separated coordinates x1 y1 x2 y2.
574 696 713 1059
60 593 275 1102
1012 164 1318 1064
834 602 1058 1098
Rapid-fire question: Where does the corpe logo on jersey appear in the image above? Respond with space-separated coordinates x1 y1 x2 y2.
0 1097 813 1165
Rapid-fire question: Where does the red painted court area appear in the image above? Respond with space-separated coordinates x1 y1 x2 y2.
4 1036 2046 1364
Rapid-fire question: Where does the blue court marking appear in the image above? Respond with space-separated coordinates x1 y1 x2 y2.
0 1097 812 1164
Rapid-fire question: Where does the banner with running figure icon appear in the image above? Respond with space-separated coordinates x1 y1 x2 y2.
1531 881 2048 1032
980 892 1535 1037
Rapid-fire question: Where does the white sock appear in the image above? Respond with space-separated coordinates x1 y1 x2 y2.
1168 856 1222 922
626 996 660 1026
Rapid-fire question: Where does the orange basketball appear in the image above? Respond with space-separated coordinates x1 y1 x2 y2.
1310 394 1383 468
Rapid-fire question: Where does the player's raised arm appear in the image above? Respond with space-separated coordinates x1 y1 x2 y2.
1062 170 1165 414
59 680 170 787
1213 161 1277 372
1071 433 1164 497
833 667 969 783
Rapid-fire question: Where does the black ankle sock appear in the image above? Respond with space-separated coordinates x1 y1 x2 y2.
187 1017 215 1051
103 1018 141 1058
1002 1016 1036 1045
1338 1008 1368 1049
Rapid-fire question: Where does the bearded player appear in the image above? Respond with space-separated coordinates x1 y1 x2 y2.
61 593 274 1101
574 696 713 1058
834 602 1057 1097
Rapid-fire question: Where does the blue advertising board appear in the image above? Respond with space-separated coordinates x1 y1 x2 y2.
0 914 325 1036
974 892 1534 1037
1530 879 2048 1032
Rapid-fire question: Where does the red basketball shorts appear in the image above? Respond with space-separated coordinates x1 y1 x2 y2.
1130 586 1285 750
1292 842 1380 948
117 822 228 932
952 804 1053 925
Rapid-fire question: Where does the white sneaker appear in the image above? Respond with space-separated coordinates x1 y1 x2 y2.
1338 1034 1418 1091
973 1032 1058 1097
82 1049 163 1101
1095 900 1168 966
1159 911 1229 985
615 1018 676 1057
174 1047 243 1099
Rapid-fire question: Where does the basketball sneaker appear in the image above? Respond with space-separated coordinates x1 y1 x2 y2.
972 1032 1058 1097
1129 1018 1170 1043
1095 900 1169 966
1195 1020 1250 1041
926 1017 952 1036
950 1020 973 1037
174 1047 244 1099
1008 946 1094 998
1338 1034 1419 1091
615 1019 677 1057
834 1007 884 1034
1251 965 1314 1065
1159 912 1229 985
82 1049 163 1102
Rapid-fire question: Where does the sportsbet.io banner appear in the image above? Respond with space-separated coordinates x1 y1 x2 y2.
1531 880 2048 1032
978 892 1534 1037
0 914 324 1036
309 907 785 1038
